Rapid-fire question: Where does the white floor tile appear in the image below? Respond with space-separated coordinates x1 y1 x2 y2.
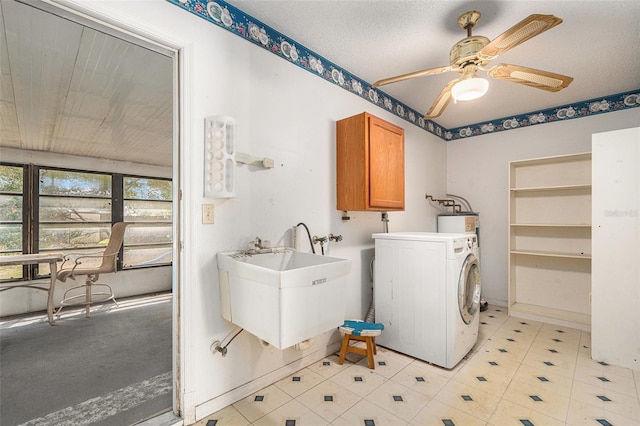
363 380 430 422
232 384 292 423
328 363 388 398
296 378 361 422
410 399 486 426
194 405 250 426
452 360 513 398
486 330 533 348
464 351 521 380
488 398 565 426
566 398 640 426
521 348 577 379
570 380 640 421
579 331 592 349
511 362 574 396
576 355 637 380
355 346 413 378
203 315 640 426
536 325 582 347
408 357 466 380
573 363 639 398
306 355 351 379
332 399 408 426
478 339 529 363
252 399 329 426
275 368 326 398
433 378 501 421
501 376 571 422
389 361 450 399
530 330 580 351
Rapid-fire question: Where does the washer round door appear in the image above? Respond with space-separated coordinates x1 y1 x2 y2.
458 254 481 324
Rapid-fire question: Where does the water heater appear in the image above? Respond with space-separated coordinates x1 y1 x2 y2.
437 214 480 246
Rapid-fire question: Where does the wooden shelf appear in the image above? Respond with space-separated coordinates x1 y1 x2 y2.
510 249 591 260
509 302 591 331
508 153 592 331
510 223 591 228
511 184 591 192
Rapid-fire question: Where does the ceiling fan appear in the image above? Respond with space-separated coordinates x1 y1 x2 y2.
372 11 574 119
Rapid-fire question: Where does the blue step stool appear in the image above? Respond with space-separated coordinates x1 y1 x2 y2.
338 320 384 369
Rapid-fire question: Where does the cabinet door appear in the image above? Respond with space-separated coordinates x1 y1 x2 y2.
368 116 404 209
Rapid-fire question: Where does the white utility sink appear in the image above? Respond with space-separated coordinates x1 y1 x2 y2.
217 247 351 349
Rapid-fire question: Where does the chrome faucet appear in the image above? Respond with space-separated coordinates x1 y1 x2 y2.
312 235 328 245
245 237 272 255
329 233 343 242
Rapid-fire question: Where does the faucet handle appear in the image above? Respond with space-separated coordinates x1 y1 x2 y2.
329 233 343 242
312 235 328 244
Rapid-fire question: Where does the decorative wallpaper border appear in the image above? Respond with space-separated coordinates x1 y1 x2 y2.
446 90 640 141
168 0 639 141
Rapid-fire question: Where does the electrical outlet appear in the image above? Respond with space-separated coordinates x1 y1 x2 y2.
202 204 214 224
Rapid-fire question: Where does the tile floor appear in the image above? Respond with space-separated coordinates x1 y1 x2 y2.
197 306 640 425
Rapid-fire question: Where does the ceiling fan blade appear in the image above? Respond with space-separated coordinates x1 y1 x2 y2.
373 66 453 87
487 64 573 91
424 78 460 119
479 14 563 60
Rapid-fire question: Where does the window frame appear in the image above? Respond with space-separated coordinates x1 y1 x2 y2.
0 163 29 279
121 174 173 269
0 162 173 282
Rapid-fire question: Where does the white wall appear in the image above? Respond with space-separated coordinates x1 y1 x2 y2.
53 1 445 422
592 127 640 371
191 26 444 420
446 108 639 305
0 266 172 316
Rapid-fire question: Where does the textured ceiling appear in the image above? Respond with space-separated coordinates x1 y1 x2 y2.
225 0 640 129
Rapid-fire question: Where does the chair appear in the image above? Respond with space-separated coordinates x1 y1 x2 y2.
56 222 127 317
338 320 384 369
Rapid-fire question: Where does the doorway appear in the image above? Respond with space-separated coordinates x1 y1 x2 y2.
0 1 179 424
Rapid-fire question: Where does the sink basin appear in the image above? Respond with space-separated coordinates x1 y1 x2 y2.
217 248 352 287
217 247 352 349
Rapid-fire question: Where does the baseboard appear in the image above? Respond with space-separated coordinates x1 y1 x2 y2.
484 297 507 308
194 340 342 421
135 410 182 426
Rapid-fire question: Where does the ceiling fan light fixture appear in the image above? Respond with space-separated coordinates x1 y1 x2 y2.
451 77 489 101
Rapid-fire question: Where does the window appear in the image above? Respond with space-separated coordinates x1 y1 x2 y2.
0 165 25 279
39 169 113 275
123 177 173 267
0 164 172 282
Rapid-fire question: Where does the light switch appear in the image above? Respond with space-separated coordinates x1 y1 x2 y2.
203 204 214 224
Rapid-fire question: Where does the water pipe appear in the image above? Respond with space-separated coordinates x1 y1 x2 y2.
296 222 315 254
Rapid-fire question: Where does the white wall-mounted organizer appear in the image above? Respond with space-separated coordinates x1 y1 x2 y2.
204 115 236 198
204 115 275 199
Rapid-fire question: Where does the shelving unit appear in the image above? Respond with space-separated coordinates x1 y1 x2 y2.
508 152 592 331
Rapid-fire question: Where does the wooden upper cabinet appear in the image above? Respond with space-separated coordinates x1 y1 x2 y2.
336 112 405 211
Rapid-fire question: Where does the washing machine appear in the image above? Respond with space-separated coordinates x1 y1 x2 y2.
372 232 481 369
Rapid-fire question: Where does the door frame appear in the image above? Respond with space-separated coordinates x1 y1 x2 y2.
19 0 194 421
